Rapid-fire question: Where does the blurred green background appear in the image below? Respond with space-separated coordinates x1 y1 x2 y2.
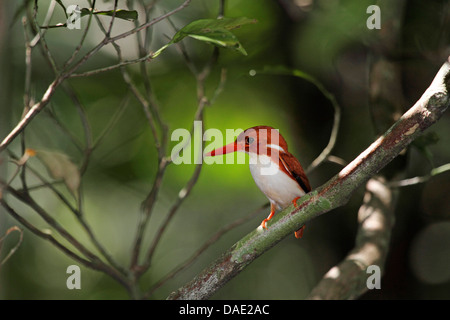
0 0 449 299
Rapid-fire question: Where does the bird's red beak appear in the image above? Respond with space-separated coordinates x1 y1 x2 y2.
204 141 243 157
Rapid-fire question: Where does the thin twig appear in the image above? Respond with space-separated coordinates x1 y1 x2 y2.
0 199 90 266
9 150 127 275
140 10 225 278
0 77 66 153
92 94 131 150
20 16 34 195
130 157 168 270
60 83 93 177
121 71 161 150
144 203 269 298
387 163 450 188
2 183 98 262
45 105 84 152
27 2 59 73
69 53 153 78
0 0 192 153
144 156 204 269
63 0 97 69
0 198 130 289
0 226 24 269
108 0 192 44
106 0 119 37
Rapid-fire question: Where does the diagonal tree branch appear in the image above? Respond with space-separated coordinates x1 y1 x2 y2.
167 56 450 300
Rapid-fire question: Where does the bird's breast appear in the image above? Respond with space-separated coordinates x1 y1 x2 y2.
248 154 305 209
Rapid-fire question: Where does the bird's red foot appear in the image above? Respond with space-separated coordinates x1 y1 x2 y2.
260 209 275 229
295 225 305 239
292 196 301 208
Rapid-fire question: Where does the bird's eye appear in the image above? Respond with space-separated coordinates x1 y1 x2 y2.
245 137 254 144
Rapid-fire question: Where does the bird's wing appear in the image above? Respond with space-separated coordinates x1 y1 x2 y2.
279 152 311 193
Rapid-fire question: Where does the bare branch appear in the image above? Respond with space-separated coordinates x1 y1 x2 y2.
0 198 130 289
305 79 341 173
144 203 269 299
0 0 192 153
0 226 24 269
0 77 66 153
108 0 192 44
69 53 154 78
7 150 128 277
388 163 450 187
63 0 97 69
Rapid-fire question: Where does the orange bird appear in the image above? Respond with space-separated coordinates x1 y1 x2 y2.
205 126 311 238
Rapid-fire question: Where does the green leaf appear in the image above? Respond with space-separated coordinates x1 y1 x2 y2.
80 8 138 21
171 17 257 43
154 17 256 57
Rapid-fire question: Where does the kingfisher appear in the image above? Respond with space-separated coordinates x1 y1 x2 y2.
205 126 311 238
